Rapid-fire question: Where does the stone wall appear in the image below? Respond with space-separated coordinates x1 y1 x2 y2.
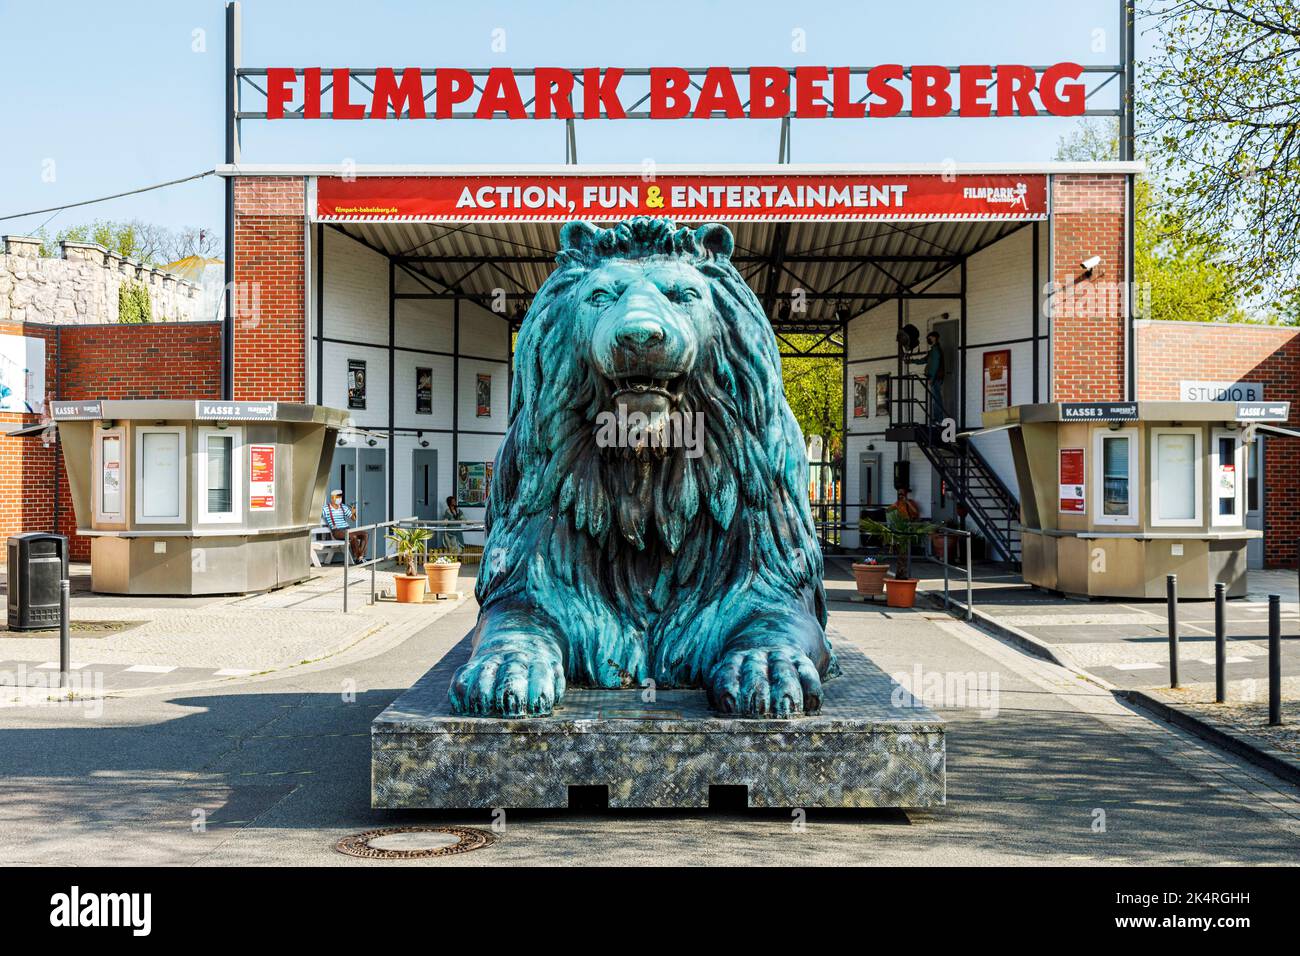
0 235 202 326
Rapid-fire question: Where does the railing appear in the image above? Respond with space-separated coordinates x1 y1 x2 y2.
930 527 974 622
342 515 416 612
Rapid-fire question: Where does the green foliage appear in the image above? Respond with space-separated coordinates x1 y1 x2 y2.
781 333 842 462
859 509 939 580
386 526 433 576
1143 1 1300 316
117 281 152 324
35 219 221 266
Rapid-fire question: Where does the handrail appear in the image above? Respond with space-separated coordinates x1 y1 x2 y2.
930 527 974 622
342 515 418 612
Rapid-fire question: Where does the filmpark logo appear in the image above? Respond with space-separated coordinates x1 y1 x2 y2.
263 64 1088 121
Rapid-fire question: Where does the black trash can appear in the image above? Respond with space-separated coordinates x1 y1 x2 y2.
6 532 68 631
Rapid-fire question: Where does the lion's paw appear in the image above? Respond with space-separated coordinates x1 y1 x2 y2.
706 646 823 718
449 648 566 717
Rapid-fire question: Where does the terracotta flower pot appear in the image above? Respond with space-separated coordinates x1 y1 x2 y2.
393 573 428 604
425 561 461 594
851 562 889 595
884 577 920 608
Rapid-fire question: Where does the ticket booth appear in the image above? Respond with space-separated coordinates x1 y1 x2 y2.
52 399 348 595
984 400 1289 599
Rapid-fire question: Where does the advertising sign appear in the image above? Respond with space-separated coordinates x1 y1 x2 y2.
476 373 492 418
1235 401 1290 422
0 333 46 415
249 444 276 510
317 173 1049 223
457 461 493 507
197 401 278 420
853 375 868 419
1059 447 1085 514
982 349 1011 411
875 374 890 418
347 359 367 410
50 401 103 420
416 367 432 415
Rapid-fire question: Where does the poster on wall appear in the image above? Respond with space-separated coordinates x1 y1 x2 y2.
983 349 1011 411
476 373 492 418
1217 459 1237 499
875 373 890 418
101 436 122 515
415 367 432 415
852 375 868 419
347 359 367 410
456 461 494 507
0 333 46 414
249 444 276 510
1058 447 1085 514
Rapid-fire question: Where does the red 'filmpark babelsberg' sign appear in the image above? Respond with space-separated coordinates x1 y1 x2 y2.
316 174 1049 223
265 65 1088 120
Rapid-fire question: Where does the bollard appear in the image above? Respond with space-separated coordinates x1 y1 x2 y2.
1214 582 1227 704
1166 574 1180 689
1268 594 1282 726
342 532 350 613
58 579 70 690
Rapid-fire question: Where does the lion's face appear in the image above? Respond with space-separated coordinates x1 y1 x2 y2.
579 257 708 419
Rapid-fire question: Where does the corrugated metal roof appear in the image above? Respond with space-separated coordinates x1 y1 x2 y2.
333 218 1027 330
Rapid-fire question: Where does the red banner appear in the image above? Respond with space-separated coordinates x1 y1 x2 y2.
315 174 1048 223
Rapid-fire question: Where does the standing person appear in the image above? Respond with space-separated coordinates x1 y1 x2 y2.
322 489 367 564
909 330 945 424
891 488 921 521
442 495 465 555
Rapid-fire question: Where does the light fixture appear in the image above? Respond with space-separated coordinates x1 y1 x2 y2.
366 438 378 447
1080 255 1102 272
215 420 229 430
98 419 115 430
336 437 346 446
776 301 792 322
1107 421 1121 431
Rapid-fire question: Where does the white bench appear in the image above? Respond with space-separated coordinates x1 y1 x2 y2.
310 527 347 567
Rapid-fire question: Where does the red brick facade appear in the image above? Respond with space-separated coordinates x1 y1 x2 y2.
0 321 223 560
1050 174 1128 401
232 177 307 401
1136 320 1300 567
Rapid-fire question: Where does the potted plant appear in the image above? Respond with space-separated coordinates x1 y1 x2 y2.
386 526 433 604
859 509 939 608
425 552 462 595
850 555 889 596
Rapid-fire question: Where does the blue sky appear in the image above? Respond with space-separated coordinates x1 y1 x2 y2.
0 0 1141 238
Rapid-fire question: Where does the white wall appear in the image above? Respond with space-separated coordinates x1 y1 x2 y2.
311 228 511 531
841 225 1048 546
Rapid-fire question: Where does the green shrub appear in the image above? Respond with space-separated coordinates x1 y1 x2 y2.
117 281 152 324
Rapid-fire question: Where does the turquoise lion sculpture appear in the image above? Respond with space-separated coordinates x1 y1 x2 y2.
450 217 836 718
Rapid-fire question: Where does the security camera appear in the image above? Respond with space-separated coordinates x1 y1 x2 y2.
1081 255 1102 272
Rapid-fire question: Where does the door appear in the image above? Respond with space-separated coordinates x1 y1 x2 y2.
1247 436 1263 569
412 449 439 521
931 317 960 427
858 452 880 510
356 448 387 533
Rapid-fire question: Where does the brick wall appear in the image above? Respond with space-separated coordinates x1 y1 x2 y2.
232 176 306 401
1136 319 1300 566
0 321 223 561
1050 174 1128 400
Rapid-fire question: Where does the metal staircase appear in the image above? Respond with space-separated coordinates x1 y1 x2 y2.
886 374 1022 567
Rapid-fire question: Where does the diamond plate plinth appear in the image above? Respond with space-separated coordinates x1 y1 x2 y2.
372 634 945 809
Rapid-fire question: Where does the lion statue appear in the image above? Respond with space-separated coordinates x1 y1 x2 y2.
450 217 836 718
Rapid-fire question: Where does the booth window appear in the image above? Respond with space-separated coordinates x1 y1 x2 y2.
198 426 242 523
135 426 186 524
1093 428 1137 525
94 430 125 520
1211 428 1245 526
1151 428 1202 527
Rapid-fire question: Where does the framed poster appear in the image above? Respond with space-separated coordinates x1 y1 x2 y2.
415 366 432 415
456 461 494 506
1058 447 1085 514
347 359 367 410
249 444 276 511
476 373 492 418
982 349 1011 411
875 373 890 418
0 333 46 414
852 375 868 419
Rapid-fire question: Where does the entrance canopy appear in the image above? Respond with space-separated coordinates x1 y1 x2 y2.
219 162 1137 339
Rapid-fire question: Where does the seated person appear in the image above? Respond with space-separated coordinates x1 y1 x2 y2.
321 489 367 564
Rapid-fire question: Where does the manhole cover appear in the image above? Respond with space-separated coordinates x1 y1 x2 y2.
0 620 142 638
334 826 495 860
